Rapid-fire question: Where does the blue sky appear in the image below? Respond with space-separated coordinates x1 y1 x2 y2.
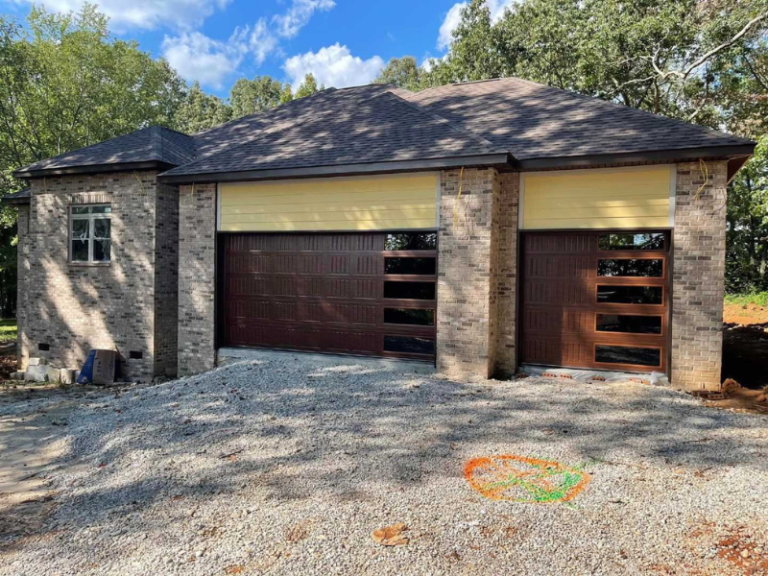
1 0 517 98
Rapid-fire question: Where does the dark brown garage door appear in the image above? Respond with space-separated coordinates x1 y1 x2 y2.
520 231 670 373
219 232 437 361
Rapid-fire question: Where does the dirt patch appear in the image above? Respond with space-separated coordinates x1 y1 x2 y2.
715 527 768 576
722 303 768 392
702 387 768 415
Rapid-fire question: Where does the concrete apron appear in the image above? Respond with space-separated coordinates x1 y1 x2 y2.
521 364 670 387
217 347 436 376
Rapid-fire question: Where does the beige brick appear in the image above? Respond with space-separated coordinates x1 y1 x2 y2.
671 161 727 391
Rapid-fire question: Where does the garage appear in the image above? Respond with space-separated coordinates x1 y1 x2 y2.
219 231 438 361
520 230 670 373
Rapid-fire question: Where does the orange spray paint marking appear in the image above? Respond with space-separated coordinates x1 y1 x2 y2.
464 455 590 504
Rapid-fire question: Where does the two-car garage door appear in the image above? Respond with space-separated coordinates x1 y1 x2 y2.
220 232 438 361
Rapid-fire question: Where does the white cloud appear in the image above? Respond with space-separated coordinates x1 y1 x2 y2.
273 0 335 39
283 44 385 90
162 32 240 89
162 18 280 88
437 0 518 50
12 0 232 31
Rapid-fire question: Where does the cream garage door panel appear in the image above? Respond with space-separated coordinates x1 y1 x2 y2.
522 166 674 230
219 173 439 232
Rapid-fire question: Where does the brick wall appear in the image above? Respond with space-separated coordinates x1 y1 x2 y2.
177 183 217 376
437 168 519 380
154 181 180 377
671 161 728 390
19 171 178 381
493 173 520 377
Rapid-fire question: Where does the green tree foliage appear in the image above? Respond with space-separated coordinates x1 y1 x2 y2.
175 82 233 133
230 75 287 118
0 5 186 192
0 4 186 315
374 56 422 90
425 0 768 294
295 73 322 99
727 137 768 293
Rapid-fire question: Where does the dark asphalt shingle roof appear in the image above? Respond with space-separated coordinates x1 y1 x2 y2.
162 86 502 178
15 126 195 176
405 78 753 161
2 188 30 204
12 78 755 183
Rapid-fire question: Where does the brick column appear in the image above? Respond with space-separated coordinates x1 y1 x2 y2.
493 173 520 377
672 161 728 390
437 169 501 379
178 183 217 376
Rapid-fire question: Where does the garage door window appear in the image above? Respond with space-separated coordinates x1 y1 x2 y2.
384 336 436 355
598 233 665 251
384 308 435 326
385 257 436 275
385 232 436 251
596 314 662 334
595 345 661 367
384 281 436 300
597 285 663 305
598 259 663 277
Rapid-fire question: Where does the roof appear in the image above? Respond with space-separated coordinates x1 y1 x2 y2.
3 188 30 205
405 78 755 167
10 78 756 188
14 126 195 178
161 86 507 181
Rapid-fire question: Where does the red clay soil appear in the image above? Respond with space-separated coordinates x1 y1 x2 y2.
722 303 768 391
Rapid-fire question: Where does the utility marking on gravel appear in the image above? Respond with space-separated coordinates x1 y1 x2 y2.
464 455 590 503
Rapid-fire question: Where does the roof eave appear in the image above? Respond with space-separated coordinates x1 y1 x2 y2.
515 144 757 170
158 153 515 184
13 160 177 179
1 193 30 206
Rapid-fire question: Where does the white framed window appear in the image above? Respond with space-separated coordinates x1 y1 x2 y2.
70 205 112 263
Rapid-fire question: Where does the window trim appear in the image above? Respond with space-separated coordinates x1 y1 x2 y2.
69 204 112 266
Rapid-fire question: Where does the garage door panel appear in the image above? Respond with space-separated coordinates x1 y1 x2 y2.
221 232 436 360
521 230 669 373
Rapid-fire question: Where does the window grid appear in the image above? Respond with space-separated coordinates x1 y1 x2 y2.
70 205 112 263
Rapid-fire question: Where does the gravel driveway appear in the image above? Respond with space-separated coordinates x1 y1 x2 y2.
1 352 767 575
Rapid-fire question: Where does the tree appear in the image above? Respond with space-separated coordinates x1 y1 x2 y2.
0 4 186 195
374 56 422 90
726 136 768 293
426 0 768 294
175 82 232 133
295 73 322 99
0 4 187 315
229 75 286 118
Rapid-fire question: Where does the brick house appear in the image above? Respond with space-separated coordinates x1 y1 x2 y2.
5 79 755 389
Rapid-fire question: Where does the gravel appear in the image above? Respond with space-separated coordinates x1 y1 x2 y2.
2 352 767 575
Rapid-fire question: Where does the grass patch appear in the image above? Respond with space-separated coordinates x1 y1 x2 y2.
725 292 768 307
0 319 16 344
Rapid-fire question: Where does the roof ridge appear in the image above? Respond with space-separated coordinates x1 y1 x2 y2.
375 90 502 153
502 77 754 145
192 87 338 138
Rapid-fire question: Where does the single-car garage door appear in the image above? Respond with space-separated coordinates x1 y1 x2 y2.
220 232 437 361
520 231 670 373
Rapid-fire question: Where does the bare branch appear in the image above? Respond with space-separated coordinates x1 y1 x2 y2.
657 12 768 80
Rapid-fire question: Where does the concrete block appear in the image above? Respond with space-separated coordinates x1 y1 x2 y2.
10 371 24 380
25 365 49 382
59 369 77 384
28 357 47 366
45 367 61 383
